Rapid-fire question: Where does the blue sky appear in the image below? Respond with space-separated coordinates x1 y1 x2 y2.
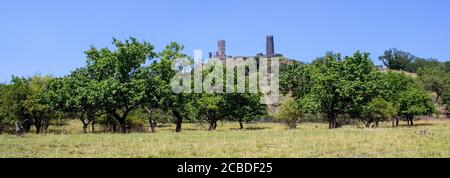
1 0 450 82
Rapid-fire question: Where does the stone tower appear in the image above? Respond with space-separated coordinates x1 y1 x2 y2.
208 52 213 59
266 35 274 56
215 40 226 58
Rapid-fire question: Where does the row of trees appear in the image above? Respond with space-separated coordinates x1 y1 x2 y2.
379 48 450 116
379 48 450 73
280 52 437 128
0 38 266 134
0 38 448 134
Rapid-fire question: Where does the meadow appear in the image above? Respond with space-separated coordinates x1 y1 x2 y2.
0 120 449 158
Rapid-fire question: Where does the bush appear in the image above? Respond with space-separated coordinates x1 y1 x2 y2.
362 98 397 128
275 97 302 129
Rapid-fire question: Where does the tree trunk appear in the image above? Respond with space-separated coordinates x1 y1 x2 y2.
34 117 42 134
35 123 41 134
239 119 244 129
288 121 297 129
80 116 90 134
112 123 117 133
15 121 24 135
208 112 217 131
91 119 95 133
118 118 126 133
112 110 130 134
42 119 49 133
209 120 217 131
87 109 95 133
408 115 414 126
143 107 156 133
364 120 372 128
327 111 337 129
105 113 116 133
173 111 183 133
149 119 155 133
82 124 88 134
24 119 32 132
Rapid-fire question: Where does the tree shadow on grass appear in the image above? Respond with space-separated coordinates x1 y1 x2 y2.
230 127 270 131
396 123 435 128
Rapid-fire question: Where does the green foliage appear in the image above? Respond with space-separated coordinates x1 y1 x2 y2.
397 87 435 125
280 62 311 98
308 52 378 128
379 48 443 73
47 38 157 133
194 77 266 130
443 89 450 110
282 51 438 128
378 71 418 100
0 75 54 133
150 42 194 132
444 61 450 73
2 36 447 135
362 98 397 127
417 66 450 103
379 48 415 72
275 97 302 129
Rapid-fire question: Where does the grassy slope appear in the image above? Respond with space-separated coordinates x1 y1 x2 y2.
0 120 449 158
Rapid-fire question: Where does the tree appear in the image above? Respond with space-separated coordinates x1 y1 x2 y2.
340 52 382 125
280 62 311 99
417 66 449 103
379 48 415 72
151 42 194 132
196 93 226 130
443 89 450 114
82 38 156 133
377 71 419 126
443 61 450 73
136 66 166 133
0 77 31 133
397 87 435 126
45 69 105 133
24 76 54 134
362 98 397 128
227 93 266 129
275 97 302 129
0 76 54 134
0 83 13 133
411 58 441 72
308 52 378 128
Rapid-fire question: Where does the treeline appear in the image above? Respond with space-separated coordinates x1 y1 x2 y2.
0 38 449 134
279 51 449 129
0 38 266 134
379 48 450 73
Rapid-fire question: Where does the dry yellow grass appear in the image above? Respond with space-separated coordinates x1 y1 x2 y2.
0 120 449 158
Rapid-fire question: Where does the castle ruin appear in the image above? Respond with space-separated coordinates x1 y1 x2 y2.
215 40 226 58
211 35 282 59
266 35 274 56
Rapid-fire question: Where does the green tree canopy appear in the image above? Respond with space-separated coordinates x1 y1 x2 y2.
397 87 435 126
275 97 302 129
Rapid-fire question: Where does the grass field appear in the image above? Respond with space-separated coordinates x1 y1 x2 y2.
0 120 449 158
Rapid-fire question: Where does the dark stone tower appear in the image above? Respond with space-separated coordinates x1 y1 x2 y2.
215 40 226 58
266 35 274 56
